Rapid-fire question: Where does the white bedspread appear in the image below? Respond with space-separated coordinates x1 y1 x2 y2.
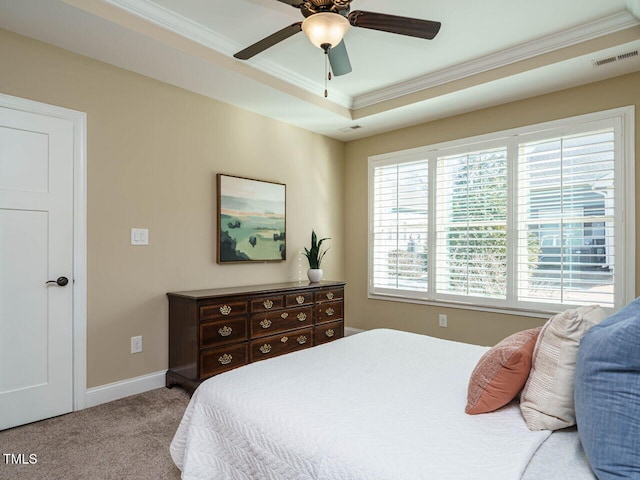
170 329 551 480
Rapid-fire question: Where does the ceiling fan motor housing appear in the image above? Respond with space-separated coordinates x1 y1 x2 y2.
301 0 352 17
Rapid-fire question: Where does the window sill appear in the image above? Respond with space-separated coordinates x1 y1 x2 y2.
367 292 577 319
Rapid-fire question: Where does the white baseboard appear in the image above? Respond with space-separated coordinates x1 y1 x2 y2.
344 326 365 336
85 370 167 408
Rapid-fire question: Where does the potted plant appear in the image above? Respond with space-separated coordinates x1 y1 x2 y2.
303 230 330 283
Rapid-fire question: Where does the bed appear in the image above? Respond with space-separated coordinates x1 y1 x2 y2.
170 328 598 480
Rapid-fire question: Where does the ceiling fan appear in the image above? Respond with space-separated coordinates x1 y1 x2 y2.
234 0 441 77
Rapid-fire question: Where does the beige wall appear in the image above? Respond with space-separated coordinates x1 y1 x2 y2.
344 72 640 346
0 28 344 388
2 25 638 386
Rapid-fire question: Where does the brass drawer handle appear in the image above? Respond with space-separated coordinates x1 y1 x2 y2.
281 336 288 343
326 307 335 316
218 326 233 337
219 305 232 316
218 354 233 365
297 312 307 322
326 292 334 300
260 319 272 329
260 344 272 354
263 300 273 309
281 312 289 319
325 329 335 338
296 295 305 305
297 335 307 345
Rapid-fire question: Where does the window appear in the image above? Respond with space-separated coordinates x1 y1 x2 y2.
369 108 634 314
372 161 429 294
516 129 616 308
436 147 508 300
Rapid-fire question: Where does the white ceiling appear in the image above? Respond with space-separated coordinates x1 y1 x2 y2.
0 0 639 140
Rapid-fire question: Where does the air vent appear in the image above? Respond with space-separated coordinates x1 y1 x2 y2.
617 50 639 61
593 56 617 67
338 125 363 133
592 49 639 68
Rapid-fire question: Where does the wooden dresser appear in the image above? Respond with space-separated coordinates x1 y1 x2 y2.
166 280 345 393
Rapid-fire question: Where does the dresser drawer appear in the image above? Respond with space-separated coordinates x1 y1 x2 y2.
200 317 247 349
200 300 248 320
250 306 313 337
315 300 343 324
315 288 344 303
315 321 344 346
200 343 248 380
251 295 284 313
285 291 314 307
249 328 313 362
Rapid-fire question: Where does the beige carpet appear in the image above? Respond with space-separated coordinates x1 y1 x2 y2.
0 387 190 480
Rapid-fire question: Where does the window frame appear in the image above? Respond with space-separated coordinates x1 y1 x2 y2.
368 106 635 317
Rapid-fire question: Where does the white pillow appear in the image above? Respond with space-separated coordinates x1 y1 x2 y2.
520 305 607 431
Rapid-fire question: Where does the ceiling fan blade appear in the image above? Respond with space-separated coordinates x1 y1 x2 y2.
328 40 352 76
234 22 302 60
348 10 441 40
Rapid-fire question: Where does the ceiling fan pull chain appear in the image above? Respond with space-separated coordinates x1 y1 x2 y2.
323 46 334 98
324 51 329 98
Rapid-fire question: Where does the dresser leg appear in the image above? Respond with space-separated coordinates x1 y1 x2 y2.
166 370 199 396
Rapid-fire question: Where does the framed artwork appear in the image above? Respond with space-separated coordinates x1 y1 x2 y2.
217 174 286 263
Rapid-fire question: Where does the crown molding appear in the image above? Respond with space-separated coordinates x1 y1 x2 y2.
105 0 236 54
93 2 638 112
102 0 353 108
353 11 640 109
628 0 640 20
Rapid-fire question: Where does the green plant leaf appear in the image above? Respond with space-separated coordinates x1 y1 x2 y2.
302 230 330 269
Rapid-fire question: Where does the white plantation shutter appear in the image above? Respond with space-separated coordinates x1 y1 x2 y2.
436 147 508 300
517 128 616 307
368 108 632 313
371 160 428 295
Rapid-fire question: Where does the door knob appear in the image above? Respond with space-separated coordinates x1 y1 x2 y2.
46 276 69 286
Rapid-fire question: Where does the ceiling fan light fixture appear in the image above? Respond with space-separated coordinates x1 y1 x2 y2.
301 12 350 50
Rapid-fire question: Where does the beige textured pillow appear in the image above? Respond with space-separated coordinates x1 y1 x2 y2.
520 305 606 431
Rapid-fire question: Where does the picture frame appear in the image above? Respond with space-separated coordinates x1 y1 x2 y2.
217 174 286 263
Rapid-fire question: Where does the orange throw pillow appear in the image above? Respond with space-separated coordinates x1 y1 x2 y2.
465 327 541 415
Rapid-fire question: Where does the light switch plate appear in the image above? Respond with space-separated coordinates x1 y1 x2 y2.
131 228 149 246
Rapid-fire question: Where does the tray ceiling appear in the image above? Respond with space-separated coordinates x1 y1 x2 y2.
0 0 639 140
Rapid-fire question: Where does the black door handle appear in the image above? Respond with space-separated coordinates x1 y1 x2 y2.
46 276 69 286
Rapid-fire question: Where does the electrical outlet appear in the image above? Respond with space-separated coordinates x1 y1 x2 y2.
438 314 448 328
131 335 143 354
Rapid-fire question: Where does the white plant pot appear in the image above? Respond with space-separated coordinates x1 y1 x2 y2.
307 268 323 283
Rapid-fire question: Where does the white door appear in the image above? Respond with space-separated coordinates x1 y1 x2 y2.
0 104 74 430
